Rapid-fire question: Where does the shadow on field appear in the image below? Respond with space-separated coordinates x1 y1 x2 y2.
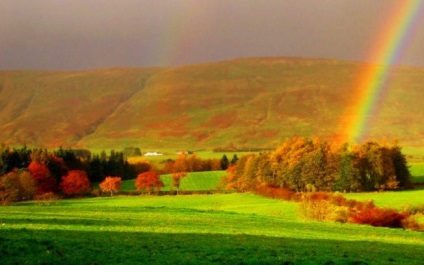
1 228 423 265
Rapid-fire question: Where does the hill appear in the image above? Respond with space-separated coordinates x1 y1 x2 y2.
1 57 424 155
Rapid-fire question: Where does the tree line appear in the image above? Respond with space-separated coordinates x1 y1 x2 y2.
0 146 152 204
226 137 411 193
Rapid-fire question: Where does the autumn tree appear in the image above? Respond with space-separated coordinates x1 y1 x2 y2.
135 171 164 194
60 170 91 197
0 169 37 205
171 172 187 194
228 137 411 193
28 161 57 194
99 176 122 196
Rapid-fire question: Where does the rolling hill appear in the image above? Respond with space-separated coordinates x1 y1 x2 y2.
1 57 424 155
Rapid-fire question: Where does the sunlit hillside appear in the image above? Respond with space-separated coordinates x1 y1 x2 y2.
1 57 424 155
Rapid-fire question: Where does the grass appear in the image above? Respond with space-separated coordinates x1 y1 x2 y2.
0 194 423 264
410 162 424 184
343 189 424 210
119 171 225 192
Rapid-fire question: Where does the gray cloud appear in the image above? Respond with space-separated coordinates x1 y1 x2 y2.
1 0 423 70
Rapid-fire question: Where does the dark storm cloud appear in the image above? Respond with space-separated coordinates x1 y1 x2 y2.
0 0 423 70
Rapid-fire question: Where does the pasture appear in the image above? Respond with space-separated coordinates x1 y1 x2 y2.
119 171 225 192
410 162 424 184
1 194 423 264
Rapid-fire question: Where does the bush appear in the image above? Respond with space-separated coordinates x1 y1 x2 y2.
35 192 61 206
401 214 423 231
350 207 408 228
402 204 424 215
299 198 334 221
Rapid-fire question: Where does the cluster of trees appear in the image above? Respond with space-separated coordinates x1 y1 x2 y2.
226 137 411 193
163 154 238 173
0 146 151 204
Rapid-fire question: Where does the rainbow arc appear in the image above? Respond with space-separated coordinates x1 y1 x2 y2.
341 0 424 144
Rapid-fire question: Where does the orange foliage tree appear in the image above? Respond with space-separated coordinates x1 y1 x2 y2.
60 170 91 197
99 176 122 196
28 161 57 194
135 171 163 194
171 172 187 194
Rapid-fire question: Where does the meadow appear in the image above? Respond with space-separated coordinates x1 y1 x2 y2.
1 158 424 264
1 193 423 265
410 162 424 184
119 171 226 192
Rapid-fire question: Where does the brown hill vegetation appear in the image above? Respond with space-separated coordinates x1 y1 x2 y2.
1 58 424 154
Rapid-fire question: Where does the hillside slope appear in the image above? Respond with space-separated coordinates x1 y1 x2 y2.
1 58 424 152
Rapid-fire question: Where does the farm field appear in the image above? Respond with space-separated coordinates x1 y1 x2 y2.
343 189 424 209
1 194 423 264
119 171 226 192
410 163 424 184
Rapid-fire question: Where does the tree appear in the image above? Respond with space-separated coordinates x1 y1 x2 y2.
99 176 122 196
135 171 163 194
60 170 91 197
28 161 57 194
171 172 187 194
230 154 239 165
220 155 229 170
0 169 37 205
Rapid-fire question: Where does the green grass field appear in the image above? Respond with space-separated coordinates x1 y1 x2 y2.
119 171 225 192
410 163 424 184
343 189 424 209
0 194 423 264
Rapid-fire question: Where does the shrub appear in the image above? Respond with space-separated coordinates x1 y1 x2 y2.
402 204 424 215
401 214 423 231
299 198 334 221
0 181 18 206
350 207 408 228
91 188 101 197
35 192 61 206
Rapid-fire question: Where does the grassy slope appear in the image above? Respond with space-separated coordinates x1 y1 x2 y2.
0 194 423 264
1 58 424 157
0 68 162 148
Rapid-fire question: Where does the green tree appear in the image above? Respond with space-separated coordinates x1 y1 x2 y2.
220 155 229 170
230 154 239 165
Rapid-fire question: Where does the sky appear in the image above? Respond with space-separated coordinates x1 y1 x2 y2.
1 0 424 70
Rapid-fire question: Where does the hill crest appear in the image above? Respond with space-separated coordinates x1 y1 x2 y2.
1 57 423 154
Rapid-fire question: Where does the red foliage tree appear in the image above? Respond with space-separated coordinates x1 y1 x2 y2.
135 171 163 194
60 170 91 197
28 161 57 194
99 176 122 196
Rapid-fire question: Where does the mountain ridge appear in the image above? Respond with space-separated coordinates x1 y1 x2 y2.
1 57 423 154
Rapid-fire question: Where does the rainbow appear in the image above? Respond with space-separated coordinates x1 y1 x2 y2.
342 0 424 144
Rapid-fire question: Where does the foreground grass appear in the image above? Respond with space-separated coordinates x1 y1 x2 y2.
0 194 423 264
